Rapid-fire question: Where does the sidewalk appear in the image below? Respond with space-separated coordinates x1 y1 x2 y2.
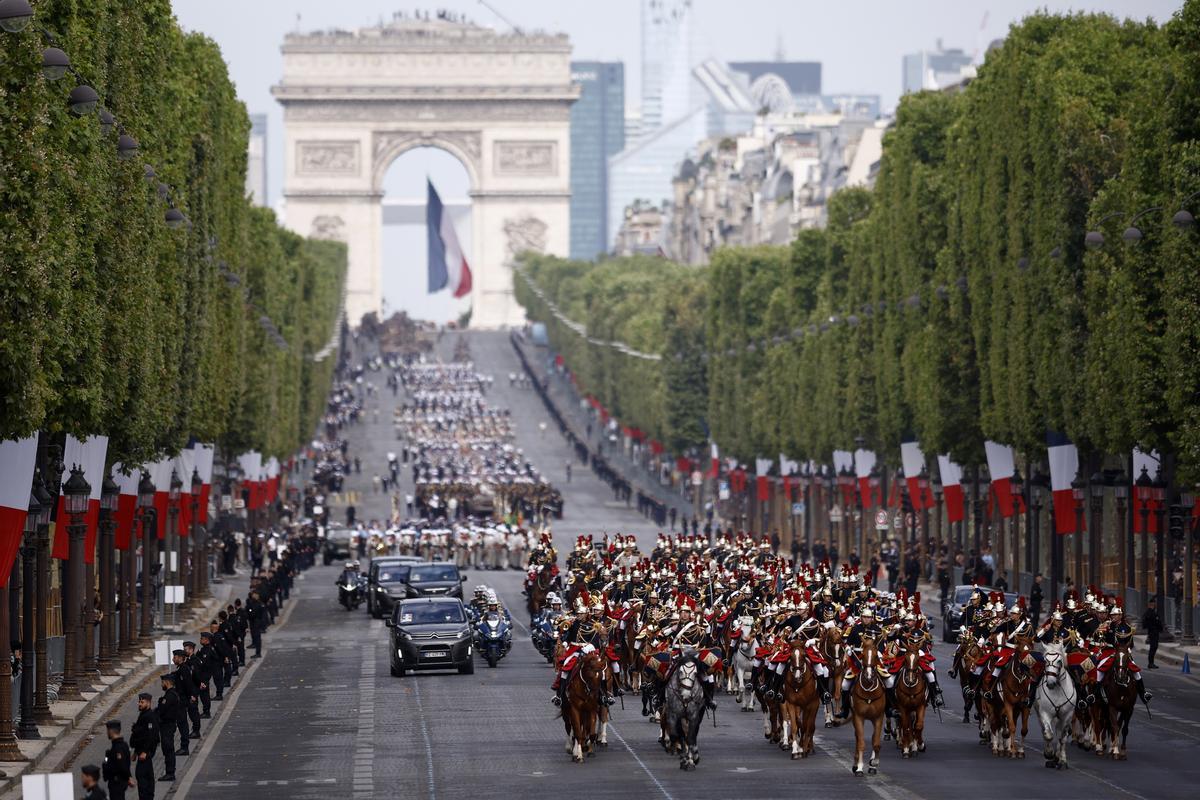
0 583 233 796
1132 634 1200 674
512 335 694 524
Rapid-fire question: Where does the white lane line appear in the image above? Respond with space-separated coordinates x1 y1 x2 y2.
607 723 674 800
352 642 377 799
413 677 438 800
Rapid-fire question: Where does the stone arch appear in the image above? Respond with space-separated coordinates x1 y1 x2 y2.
370 130 483 193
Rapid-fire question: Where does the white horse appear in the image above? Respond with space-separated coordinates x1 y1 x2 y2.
730 617 758 711
1036 641 1077 770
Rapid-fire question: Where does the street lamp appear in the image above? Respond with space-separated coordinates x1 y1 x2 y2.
1085 211 1125 250
1088 471 1104 589
1135 465 1153 609
165 207 186 228
1030 468 1049 600
1151 469 1167 613
1122 206 1163 242
40 47 69 81
16 491 41 739
1111 470 1130 593
98 472 119 673
0 0 34 33
98 108 115 134
137 472 156 641
1071 474 1086 594
116 134 139 161
67 83 99 116
1171 191 1200 230
1178 486 1196 646
30 466 54 724
58 466 91 701
917 466 931 565
1010 466 1024 585
191 467 203 598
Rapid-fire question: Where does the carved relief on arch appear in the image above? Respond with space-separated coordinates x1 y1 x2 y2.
370 130 482 188
503 214 548 261
310 215 346 243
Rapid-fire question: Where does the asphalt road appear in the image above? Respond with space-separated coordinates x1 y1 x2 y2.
179 331 1200 800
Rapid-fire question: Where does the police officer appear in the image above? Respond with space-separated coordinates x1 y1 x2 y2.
156 673 181 782
102 719 132 800
80 764 108 800
180 642 204 736
170 649 196 754
246 590 267 658
185 640 212 720
129 692 158 799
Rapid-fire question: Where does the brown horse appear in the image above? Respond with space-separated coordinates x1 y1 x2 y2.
562 650 607 763
957 639 988 738
779 642 820 759
850 635 887 776
616 601 642 692
985 635 1034 758
526 568 554 620
1099 645 1137 760
819 625 846 728
892 638 928 758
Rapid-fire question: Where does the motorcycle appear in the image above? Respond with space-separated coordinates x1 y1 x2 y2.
337 575 364 611
530 613 558 663
476 611 512 668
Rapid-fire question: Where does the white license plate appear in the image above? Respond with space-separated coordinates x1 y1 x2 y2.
422 650 449 659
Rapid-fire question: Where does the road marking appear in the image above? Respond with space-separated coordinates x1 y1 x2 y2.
353 642 377 799
607 724 674 800
413 676 438 800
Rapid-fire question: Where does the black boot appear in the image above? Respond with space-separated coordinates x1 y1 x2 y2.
817 674 833 705
885 686 898 720
552 679 567 707
836 686 851 719
702 679 717 711
1136 678 1152 704
929 675 945 708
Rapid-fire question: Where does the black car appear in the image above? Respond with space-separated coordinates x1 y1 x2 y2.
387 598 474 676
322 525 354 565
941 585 1020 642
404 562 465 600
366 556 423 618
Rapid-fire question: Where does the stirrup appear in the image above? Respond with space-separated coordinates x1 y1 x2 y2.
947 668 958 680
822 692 833 705
552 695 562 707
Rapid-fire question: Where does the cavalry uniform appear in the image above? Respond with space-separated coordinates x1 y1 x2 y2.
1091 604 1152 704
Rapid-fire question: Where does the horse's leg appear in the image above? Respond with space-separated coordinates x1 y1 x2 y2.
852 713 865 775
1018 704 1028 758
915 703 926 754
869 714 882 774
598 705 608 747
1038 699 1057 767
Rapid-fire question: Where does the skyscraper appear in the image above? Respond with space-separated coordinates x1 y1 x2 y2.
570 62 625 261
902 41 975 94
246 113 267 206
640 0 694 133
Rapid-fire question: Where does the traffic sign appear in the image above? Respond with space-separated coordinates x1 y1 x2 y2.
875 509 889 530
691 470 703 487
893 511 903 530
791 502 805 516
830 505 844 523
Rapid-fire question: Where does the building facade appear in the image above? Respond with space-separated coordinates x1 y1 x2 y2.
640 0 695 134
569 62 625 261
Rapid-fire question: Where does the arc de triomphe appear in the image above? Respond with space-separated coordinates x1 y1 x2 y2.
272 18 578 327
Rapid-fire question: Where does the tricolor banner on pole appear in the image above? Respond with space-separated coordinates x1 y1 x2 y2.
708 442 720 478
984 440 1025 518
854 447 879 508
755 458 773 501
1047 431 1081 534
111 464 141 551
937 454 965 523
0 437 38 587
900 439 934 510
192 444 215 524
426 180 472 298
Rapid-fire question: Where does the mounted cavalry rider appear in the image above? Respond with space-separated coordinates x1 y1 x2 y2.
1092 599 1152 705
551 591 616 708
975 596 1037 701
648 594 720 712
885 597 945 707
835 604 887 719
762 591 834 705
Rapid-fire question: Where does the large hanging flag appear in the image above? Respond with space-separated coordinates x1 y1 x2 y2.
173 449 195 538
111 464 141 550
984 440 1025 518
192 444 215 525
53 435 109 561
900 439 935 510
937 454 965 523
754 458 773 501
854 447 880 508
1047 432 1081 534
0 437 38 588
427 180 472 298
708 442 720 478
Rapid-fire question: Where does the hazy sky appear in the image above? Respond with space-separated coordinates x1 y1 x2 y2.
170 0 1182 320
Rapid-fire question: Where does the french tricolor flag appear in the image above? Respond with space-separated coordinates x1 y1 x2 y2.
427 180 472 298
936 454 965 523
709 442 720 478
984 440 1025 518
854 447 880 508
1047 432 1080 534
110 464 141 551
0 437 39 587
900 440 935 510
193 444 215 525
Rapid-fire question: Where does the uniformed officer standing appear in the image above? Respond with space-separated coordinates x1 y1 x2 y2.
129 693 158 800
102 719 132 800
246 590 266 658
156 673 181 782
185 640 212 720
170 649 196 754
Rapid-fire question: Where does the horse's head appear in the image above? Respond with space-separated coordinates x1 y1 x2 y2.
1042 642 1064 687
580 650 606 687
1112 648 1131 686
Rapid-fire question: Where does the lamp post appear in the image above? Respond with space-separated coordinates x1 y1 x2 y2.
1089 471 1105 589
98 472 119 674
1111 470 1129 601
0 490 33 758
17 484 45 739
168 470 181 617
1152 470 1167 613
1032 472 1050 602
190 468 202 600
58 465 91 701
1010 466 1024 589
1071 474 1086 593
931 469 944 556
32 444 62 724
836 467 853 559
799 469 812 562
917 467 931 578
1179 486 1196 646
138 472 156 641
1135 466 1153 610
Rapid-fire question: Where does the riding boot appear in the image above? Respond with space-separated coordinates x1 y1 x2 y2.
836 687 851 719
702 680 717 711
552 683 567 708
1136 678 1152 705
964 671 981 700
929 675 945 708
767 669 784 700
817 674 833 705
885 686 898 720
